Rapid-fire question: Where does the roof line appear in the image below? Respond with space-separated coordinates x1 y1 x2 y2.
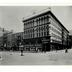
49 11 69 33
23 11 69 33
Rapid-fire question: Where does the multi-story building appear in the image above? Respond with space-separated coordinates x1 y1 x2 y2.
6 31 13 49
10 32 24 51
68 30 72 48
0 28 10 50
0 27 4 49
23 10 69 52
0 31 24 51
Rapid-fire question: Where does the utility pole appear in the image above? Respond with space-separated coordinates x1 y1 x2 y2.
2 28 4 51
65 35 69 53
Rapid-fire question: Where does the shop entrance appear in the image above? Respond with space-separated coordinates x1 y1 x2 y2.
42 37 50 52
42 43 50 51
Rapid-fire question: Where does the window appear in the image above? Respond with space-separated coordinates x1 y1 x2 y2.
47 16 49 23
44 32 46 36
31 34 32 38
44 25 46 31
36 27 38 32
41 26 43 31
36 19 38 26
41 17 43 24
39 18 40 25
33 33 34 38
39 33 40 37
33 20 34 26
34 19 37 27
46 25 49 30
47 31 49 36
43 17 44 24
45 17 47 24
37 33 38 37
42 32 43 37
39 27 40 32
40 18 41 25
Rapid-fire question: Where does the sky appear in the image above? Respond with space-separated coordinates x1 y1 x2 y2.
0 6 72 33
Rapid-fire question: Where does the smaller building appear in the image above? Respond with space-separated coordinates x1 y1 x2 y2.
7 32 24 51
68 30 72 48
0 28 10 50
0 31 24 51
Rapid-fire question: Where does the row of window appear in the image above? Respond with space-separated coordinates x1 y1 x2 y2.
51 32 68 44
63 31 68 39
49 18 68 41
51 33 62 40
50 23 62 34
35 31 49 37
51 39 62 44
24 16 50 29
50 19 62 32
50 26 62 36
24 34 34 39
50 29 62 40
24 24 49 34
62 30 68 40
50 15 68 41
50 15 62 31
24 31 49 39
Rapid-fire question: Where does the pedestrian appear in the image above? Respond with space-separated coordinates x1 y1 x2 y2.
21 49 23 56
10 49 13 55
65 48 68 53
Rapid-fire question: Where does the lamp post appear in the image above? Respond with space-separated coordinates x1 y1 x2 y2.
21 48 23 56
65 35 68 53
2 28 5 51
19 43 24 56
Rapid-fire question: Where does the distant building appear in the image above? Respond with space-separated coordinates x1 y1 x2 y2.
0 27 11 50
9 32 24 51
6 31 13 49
0 30 24 51
23 11 69 52
68 35 72 48
0 27 4 37
68 30 72 48
0 27 9 37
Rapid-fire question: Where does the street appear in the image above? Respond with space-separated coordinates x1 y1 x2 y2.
0 49 72 65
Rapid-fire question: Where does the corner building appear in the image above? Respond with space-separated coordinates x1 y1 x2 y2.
23 11 69 52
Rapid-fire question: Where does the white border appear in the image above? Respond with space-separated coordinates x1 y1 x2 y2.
0 0 72 6
0 66 72 72
0 0 72 72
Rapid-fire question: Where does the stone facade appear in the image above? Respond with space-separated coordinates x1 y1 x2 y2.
23 11 69 52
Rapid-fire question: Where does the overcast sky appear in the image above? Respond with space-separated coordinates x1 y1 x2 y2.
0 6 72 33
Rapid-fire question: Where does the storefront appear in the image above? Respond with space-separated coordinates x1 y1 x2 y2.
42 37 50 51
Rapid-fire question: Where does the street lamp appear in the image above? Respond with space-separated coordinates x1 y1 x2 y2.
2 28 5 50
19 42 24 56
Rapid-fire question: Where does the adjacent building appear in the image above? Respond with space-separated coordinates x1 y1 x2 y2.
0 27 10 50
0 28 24 51
23 10 69 52
68 30 72 48
11 32 24 50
